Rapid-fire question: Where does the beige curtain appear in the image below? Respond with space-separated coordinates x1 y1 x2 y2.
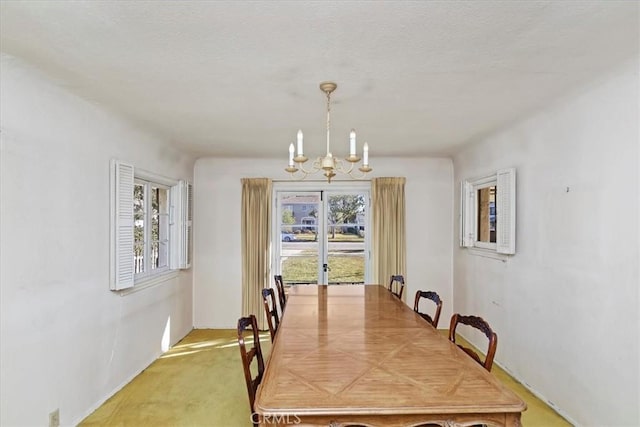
241 178 272 330
371 177 407 300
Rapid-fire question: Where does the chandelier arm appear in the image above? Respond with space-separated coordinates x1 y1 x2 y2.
335 158 373 179
290 160 371 181
333 158 355 175
346 169 371 180
288 170 306 180
296 158 322 175
288 162 318 180
290 170 310 181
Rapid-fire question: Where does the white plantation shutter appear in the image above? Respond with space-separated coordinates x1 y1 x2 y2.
460 180 473 247
110 159 135 290
182 181 193 269
170 180 193 269
496 168 516 254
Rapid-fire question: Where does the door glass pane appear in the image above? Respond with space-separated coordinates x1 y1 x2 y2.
327 193 366 284
279 194 321 285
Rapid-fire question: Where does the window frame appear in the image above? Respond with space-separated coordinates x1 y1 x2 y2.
110 159 192 292
133 177 171 281
460 168 516 256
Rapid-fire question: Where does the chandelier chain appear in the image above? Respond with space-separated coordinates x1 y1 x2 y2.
325 89 331 156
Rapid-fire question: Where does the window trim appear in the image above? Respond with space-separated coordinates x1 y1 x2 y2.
118 270 179 296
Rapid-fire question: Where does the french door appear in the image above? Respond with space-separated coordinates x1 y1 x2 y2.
274 185 370 285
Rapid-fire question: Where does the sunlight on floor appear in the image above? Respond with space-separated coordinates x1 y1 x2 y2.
81 329 569 427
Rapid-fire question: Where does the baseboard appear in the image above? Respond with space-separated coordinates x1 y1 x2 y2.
492 358 580 426
71 328 194 426
452 329 579 426
71 353 158 426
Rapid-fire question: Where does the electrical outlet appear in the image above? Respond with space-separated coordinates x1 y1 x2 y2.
49 408 60 427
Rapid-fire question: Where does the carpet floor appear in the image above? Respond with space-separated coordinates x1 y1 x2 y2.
80 329 571 426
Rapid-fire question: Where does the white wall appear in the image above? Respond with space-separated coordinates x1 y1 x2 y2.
0 54 197 426
193 157 453 329
453 61 639 426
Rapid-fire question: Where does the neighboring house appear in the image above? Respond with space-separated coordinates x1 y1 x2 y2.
282 197 365 232
282 195 317 231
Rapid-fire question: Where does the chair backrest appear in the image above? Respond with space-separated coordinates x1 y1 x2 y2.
237 314 265 419
448 314 498 371
262 288 280 342
413 290 443 328
273 274 286 313
388 275 405 299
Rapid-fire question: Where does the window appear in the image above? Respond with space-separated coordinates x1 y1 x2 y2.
110 159 192 291
460 168 516 255
134 180 170 277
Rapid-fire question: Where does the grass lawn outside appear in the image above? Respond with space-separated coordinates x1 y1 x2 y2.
283 253 365 283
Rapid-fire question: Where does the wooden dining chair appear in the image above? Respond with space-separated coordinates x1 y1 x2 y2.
261 288 280 342
273 274 287 314
237 314 265 426
388 275 405 299
413 290 443 328
448 313 498 371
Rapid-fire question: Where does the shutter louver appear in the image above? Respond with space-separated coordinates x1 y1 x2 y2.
496 168 516 254
460 180 473 247
111 159 135 290
182 182 193 269
170 180 193 269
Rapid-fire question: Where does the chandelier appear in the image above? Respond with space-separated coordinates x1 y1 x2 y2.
285 81 372 182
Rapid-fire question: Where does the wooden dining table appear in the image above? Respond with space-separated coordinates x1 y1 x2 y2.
254 284 526 426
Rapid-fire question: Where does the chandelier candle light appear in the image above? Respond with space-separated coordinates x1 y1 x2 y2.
285 81 372 182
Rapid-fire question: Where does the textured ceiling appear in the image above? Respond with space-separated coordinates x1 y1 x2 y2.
0 1 638 158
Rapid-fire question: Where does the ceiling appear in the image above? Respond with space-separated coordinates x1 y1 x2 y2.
1 1 638 159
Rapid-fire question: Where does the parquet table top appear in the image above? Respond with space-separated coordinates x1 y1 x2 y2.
254 285 526 426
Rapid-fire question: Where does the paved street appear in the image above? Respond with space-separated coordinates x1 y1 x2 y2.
282 241 364 252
